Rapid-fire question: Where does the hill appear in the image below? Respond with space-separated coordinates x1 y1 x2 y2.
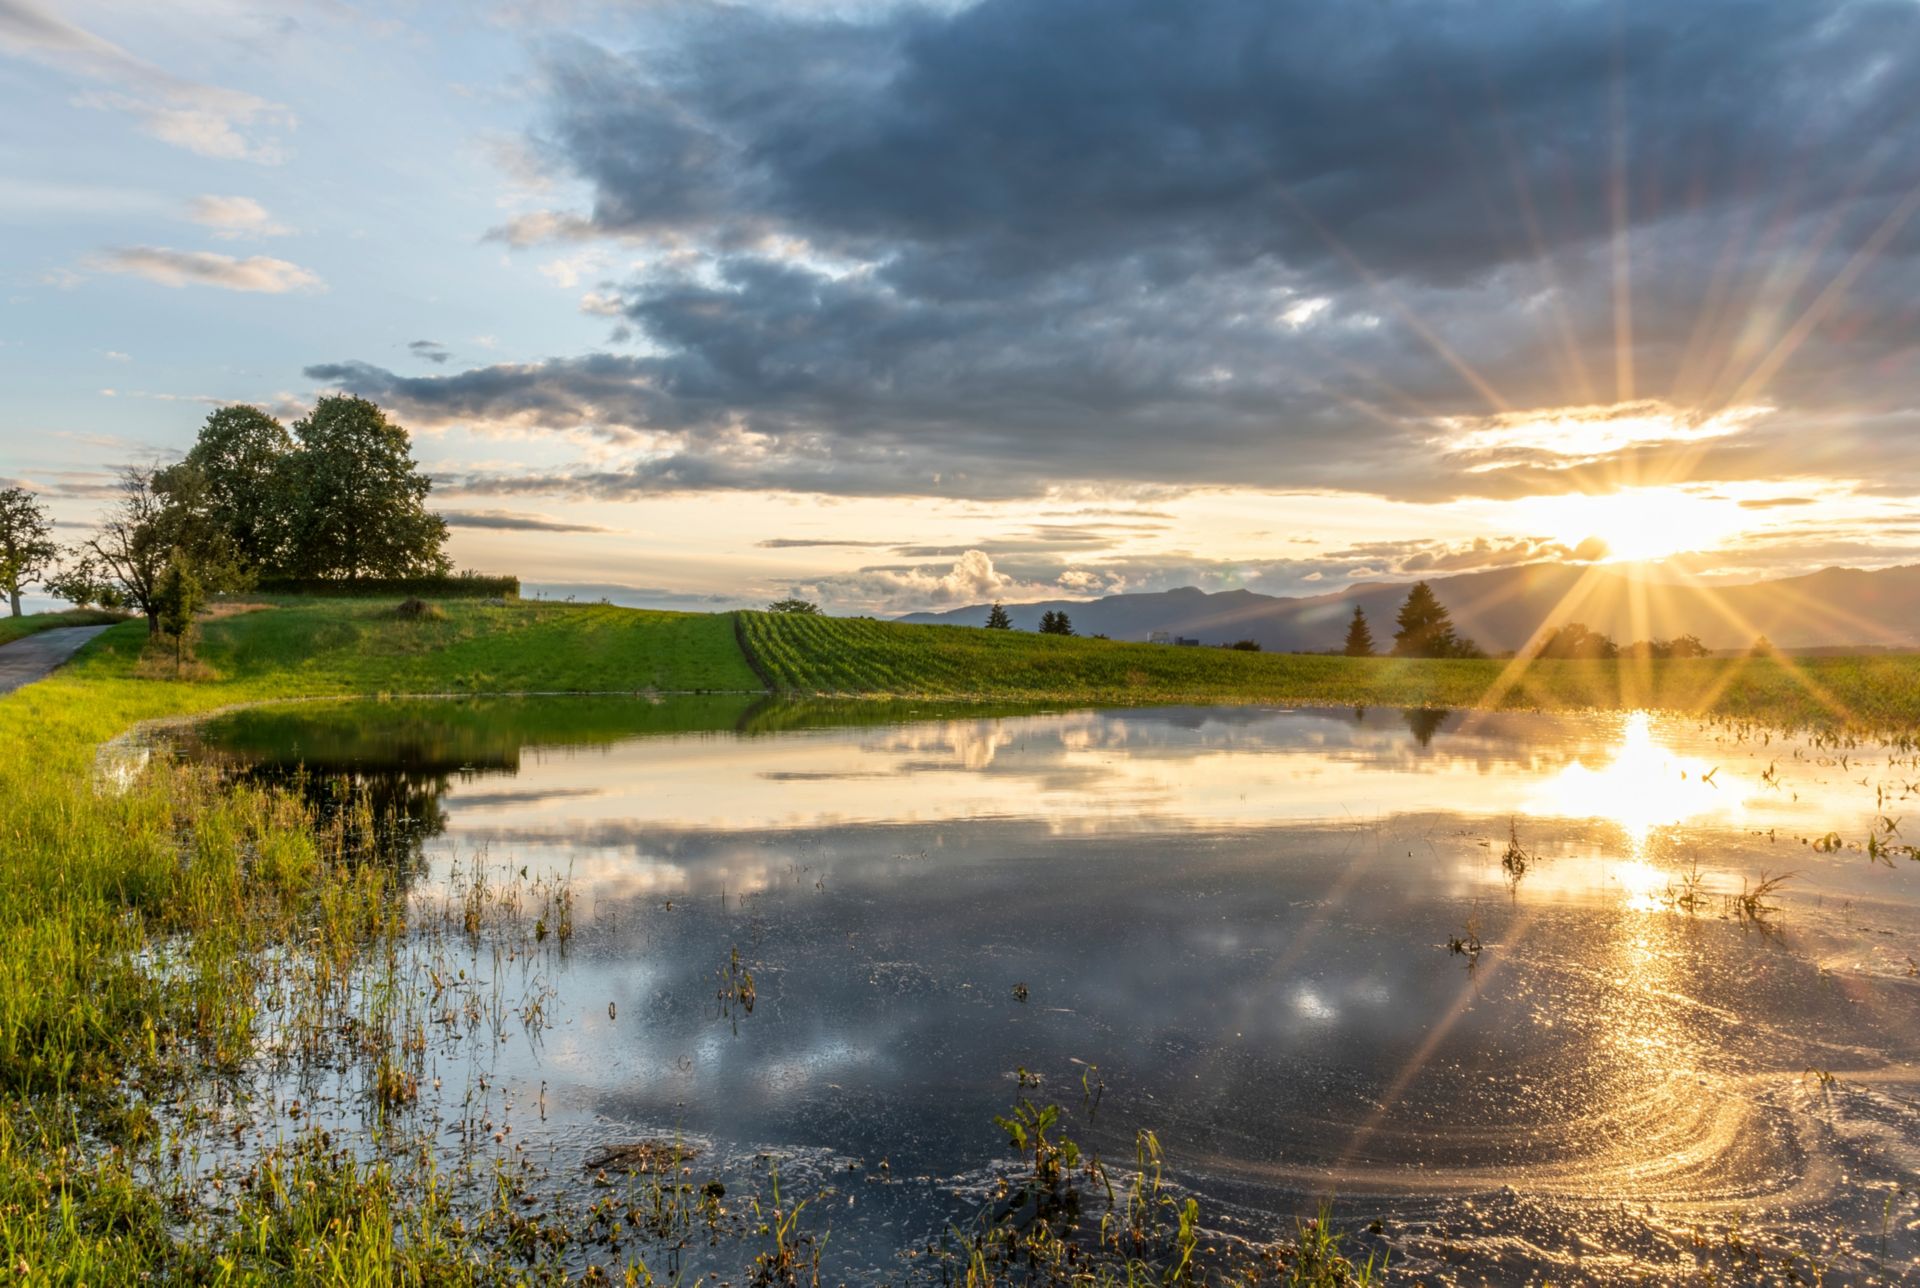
898 563 1920 653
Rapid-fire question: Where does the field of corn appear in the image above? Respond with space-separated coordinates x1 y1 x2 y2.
736 610 1920 734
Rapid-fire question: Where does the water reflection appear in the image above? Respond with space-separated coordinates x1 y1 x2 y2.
175 696 1920 1280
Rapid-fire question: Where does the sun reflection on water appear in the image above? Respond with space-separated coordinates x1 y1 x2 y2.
1524 712 1747 855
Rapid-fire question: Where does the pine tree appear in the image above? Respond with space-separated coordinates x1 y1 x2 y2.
985 602 1012 629
1391 581 1458 658
1342 604 1376 657
1038 610 1074 636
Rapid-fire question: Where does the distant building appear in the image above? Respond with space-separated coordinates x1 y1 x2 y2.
1149 631 1171 644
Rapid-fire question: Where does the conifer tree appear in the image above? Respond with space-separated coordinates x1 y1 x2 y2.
1342 604 1376 657
985 601 1012 629
1391 581 1458 658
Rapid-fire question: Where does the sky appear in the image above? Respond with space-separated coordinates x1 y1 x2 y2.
4 0 1919 616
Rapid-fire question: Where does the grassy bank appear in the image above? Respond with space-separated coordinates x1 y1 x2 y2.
0 597 760 1282
0 607 125 647
738 611 1920 734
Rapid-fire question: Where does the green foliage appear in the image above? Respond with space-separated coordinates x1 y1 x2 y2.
183 404 295 569
766 598 821 614
0 487 56 617
153 549 204 671
1390 581 1480 658
254 571 520 598
1621 633 1710 659
282 396 451 580
985 601 1013 629
1228 638 1262 652
1342 605 1376 657
1038 609 1074 636
1532 621 1617 660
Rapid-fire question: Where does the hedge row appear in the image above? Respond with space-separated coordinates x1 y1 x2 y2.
251 573 520 599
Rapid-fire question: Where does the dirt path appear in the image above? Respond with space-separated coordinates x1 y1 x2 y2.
0 625 113 696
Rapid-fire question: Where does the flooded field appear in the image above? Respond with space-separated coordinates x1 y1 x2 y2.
170 697 1920 1283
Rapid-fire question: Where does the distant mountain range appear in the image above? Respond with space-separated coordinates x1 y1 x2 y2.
897 563 1920 653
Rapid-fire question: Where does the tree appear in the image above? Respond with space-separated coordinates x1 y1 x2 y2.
1038 610 1074 636
153 549 203 673
44 557 122 610
183 404 294 570
1668 634 1709 659
1342 604 1376 657
83 466 171 633
985 602 1012 629
767 598 820 614
1533 622 1618 660
281 396 450 580
0 487 57 617
1391 582 1459 658
1227 638 1261 651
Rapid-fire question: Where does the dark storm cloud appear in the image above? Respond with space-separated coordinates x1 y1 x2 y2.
315 0 1920 502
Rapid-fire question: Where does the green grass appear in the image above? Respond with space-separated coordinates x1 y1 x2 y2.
0 607 125 646
737 611 1920 734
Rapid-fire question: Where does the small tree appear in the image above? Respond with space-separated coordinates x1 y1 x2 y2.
1392 582 1468 659
1342 605 1376 657
985 602 1012 629
1227 638 1261 652
0 487 57 617
45 556 122 610
152 549 203 673
1038 610 1074 636
1668 634 1709 658
767 598 820 615
85 466 171 633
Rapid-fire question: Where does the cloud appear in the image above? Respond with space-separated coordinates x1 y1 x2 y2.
798 549 1037 612
92 247 323 293
440 508 616 533
313 0 1920 506
409 340 452 365
756 537 894 549
0 0 294 161
186 195 292 238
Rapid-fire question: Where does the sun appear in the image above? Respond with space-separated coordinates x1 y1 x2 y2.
1503 487 1748 563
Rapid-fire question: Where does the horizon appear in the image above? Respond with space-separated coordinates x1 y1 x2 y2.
7 0 1920 619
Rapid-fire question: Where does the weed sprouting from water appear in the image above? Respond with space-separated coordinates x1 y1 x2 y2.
1499 819 1533 889
1730 871 1796 926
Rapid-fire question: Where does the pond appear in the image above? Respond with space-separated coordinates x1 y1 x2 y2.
175 697 1920 1282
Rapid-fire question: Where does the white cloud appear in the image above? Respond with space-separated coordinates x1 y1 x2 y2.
90 246 324 293
0 0 293 162
103 350 130 361
186 194 291 238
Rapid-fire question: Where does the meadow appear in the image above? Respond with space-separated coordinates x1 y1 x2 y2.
737 610 1920 735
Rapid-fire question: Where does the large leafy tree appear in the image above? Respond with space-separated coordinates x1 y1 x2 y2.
183 405 294 570
0 487 56 617
1391 581 1474 658
1342 604 1376 657
282 396 450 580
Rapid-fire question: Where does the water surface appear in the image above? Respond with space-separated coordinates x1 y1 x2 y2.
183 698 1920 1282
